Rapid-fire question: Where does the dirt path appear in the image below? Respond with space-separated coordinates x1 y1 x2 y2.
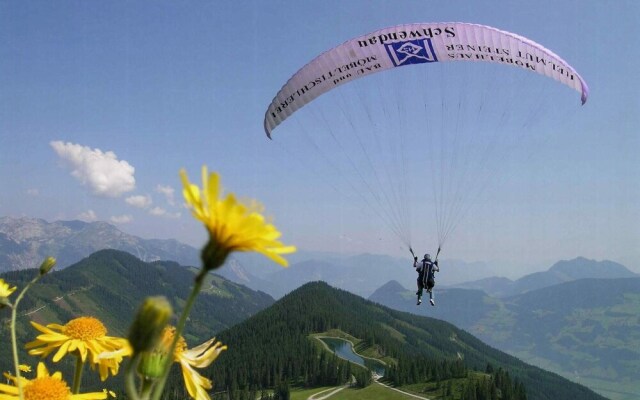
307 385 349 400
22 285 93 316
374 381 431 400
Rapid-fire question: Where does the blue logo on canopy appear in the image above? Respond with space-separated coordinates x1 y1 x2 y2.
385 39 438 67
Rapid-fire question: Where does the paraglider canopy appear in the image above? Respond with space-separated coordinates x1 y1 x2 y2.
264 22 588 137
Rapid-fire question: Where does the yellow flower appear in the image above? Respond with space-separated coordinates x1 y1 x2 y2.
159 326 226 400
180 166 296 269
0 278 17 306
26 317 130 381
0 362 107 400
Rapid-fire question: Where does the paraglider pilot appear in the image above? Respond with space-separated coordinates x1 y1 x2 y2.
413 251 439 306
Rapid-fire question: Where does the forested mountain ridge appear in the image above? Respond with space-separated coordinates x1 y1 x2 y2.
208 281 605 400
0 249 274 373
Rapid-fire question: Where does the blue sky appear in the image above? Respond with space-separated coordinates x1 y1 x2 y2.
1 1 638 274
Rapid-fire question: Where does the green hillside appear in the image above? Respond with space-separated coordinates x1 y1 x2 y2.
505 278 640 400
371 278 640 400
208 281 606 400
0 249 274 375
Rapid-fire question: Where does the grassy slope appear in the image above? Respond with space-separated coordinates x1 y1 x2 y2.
291 383 425 400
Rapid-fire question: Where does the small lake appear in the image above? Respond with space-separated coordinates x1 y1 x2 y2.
319 337 385 376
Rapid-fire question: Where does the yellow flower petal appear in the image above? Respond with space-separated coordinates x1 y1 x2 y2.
52 339 73 362
36 362 48 377
0 278 17 298
0 383 19 394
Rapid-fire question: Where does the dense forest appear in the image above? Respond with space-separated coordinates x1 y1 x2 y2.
205 282 605 400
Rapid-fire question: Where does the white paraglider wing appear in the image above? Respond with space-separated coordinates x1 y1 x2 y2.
264 22 588 137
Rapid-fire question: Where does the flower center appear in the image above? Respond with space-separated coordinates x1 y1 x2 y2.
175 336 187 355
64 317 107 340
160 327 187 357
24 376 71 400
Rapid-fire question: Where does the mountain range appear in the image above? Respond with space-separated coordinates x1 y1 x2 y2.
450 257 637 297
0 217 511 297
370 271 640 400
3 217 636 298
222 253 513 299
0 216 201 271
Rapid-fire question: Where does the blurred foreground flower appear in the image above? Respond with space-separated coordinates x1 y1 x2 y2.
180 166 296 270
39 256 57 275
26 317 130 380
0 362 107 400
157 326 227 400
128 296 172 354
0 278 17 307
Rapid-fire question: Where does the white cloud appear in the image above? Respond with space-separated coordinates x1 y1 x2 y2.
77 210 98 222
26 188 39 196
110 214 133 224
125 194 152 209
155 184 175 206
50 141 135 198
149 206 167 216
149 207 181 219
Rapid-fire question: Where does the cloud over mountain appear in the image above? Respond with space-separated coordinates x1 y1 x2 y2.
50 141 135 197
110 214 132 224
125 194 152 208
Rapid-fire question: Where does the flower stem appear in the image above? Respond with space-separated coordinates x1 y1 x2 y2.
72 355 84 394
10 274 42 400
151 269 207 400
125 353 143 400
140 377 155 399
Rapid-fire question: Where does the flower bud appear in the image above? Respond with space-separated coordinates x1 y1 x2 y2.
39 257 56 275
137 351 168 379
128 296 173 354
